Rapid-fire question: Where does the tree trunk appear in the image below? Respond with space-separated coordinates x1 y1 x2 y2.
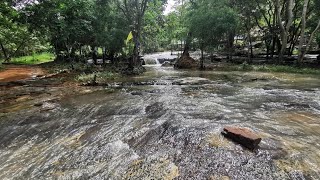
102 47 107 64
270 10 277 61
182 32 192 57
131 31 140 68
289 32 300 56
200 43 204 70
109 51 115 64
120 0 148 70
250 38 253 59
247 28 252 63
271 35 276 61
70 46 76 59
266 39 270 60
276 0 294 64
297 19 320 64
92 46 97 64
288 21 302 56
0 41 9 62
228 31 235 60
297 0 309 64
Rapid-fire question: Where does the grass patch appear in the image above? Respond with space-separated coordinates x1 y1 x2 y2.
76 71 120 83
255 65 320 74
7 52 55 65
218 63 320 75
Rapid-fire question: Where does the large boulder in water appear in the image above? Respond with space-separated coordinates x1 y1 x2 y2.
221 126 261 150
174 54 198 69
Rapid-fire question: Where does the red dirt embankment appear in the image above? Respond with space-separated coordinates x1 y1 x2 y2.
0 65 44 82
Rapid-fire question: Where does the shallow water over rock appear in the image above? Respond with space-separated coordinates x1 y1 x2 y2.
1 63 320 179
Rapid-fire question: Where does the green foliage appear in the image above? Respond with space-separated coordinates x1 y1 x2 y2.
94 0 128 55
142 0 167 53
255 65 320 75
316 33 320 46
0 1 50 61
8 52 54 65
2 0 319 66
162 11 188 50
23 0 133 60
240 62 254 71
25 0 95 57
188 0 238 51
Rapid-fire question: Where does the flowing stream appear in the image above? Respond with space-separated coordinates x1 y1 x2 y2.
143 52 178 65
1 55 320 179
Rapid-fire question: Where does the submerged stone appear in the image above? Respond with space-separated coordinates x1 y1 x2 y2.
221 126 261 150
162 61 172 67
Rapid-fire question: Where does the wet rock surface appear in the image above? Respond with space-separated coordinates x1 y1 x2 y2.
1 63 320 179
145 102 166 119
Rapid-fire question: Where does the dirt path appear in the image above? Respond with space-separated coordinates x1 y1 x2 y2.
0 65 45 82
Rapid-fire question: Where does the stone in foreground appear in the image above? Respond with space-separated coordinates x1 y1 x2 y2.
221 126 261 150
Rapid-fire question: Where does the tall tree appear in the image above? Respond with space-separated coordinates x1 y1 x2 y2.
141 0 166 53
297 0 309 64
25 0 95 60
0 1 36 61
275 0 294 63
189 0 238 68
298 0 320 64
118 0 150 68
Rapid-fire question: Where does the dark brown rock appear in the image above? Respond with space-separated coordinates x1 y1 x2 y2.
221 126 261 150
174 55 198 69
34 102 43 107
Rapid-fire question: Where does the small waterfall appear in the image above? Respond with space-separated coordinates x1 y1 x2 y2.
143 52 178 65
144 58 161 65
155 58 160 65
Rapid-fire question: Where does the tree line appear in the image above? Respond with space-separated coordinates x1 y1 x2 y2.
0 0 167 68
171 0 320 66
1 0 320 68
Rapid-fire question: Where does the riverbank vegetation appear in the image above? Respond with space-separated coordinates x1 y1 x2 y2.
3 52 55 65
1 0 320 74
218 63 320 75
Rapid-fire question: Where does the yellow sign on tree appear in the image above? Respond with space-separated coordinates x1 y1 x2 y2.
125 31 133 44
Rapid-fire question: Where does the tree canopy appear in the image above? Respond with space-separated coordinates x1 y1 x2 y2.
1 0 320 66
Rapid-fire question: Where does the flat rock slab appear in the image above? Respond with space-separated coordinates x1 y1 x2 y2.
221 126 261 150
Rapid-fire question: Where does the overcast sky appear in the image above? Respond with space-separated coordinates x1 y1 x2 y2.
164 0 176 15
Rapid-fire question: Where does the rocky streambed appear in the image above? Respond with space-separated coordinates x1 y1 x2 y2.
1 63 320 179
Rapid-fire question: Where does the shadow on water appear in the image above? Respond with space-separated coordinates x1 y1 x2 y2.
1 56 320 179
